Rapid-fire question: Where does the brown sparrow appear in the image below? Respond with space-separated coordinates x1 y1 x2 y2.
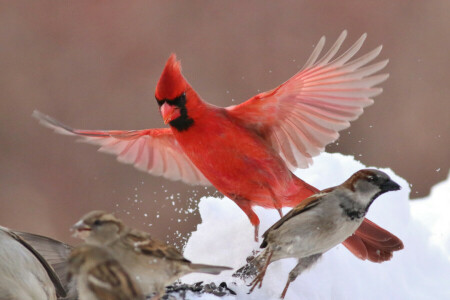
245 169 401 299
73 211 232 299
15 230 77 299
0 226 69 300
68 244 144 300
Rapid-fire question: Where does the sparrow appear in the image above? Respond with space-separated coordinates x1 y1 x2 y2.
243 169 401 299
34 31 403 263
0 226 70 300
68 244 144 300
72 211 232 299
14 230 78 300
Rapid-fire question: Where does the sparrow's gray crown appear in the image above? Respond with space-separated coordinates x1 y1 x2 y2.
74 211 123 229
73 211 125 245
344 169 401 209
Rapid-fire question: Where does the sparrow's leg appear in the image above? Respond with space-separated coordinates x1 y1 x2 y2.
248 250 273 293
150 293 161 300
280 254 322 299
232 250 262 279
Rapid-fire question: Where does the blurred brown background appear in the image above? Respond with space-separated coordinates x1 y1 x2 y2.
0 1 449 245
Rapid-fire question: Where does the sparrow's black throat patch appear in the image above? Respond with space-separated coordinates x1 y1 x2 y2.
156 93 194 131
339 197 367 221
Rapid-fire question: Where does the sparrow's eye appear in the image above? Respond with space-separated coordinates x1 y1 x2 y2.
367 175 376 182
93 220 101 226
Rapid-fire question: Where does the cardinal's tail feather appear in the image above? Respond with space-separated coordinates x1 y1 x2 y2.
281 178 319 207
343 218 404 263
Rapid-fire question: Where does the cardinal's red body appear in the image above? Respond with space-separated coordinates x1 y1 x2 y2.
35 32 403 262
174 104 316 224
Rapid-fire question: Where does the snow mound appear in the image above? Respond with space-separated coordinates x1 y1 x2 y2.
181 153 450 300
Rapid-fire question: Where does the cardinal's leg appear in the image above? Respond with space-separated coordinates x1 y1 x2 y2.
280 254 322 299
265 185 284 218
233 198 260 242
277 208 283 218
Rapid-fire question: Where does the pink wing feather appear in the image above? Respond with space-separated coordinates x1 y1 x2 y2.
33 111 210 185
227 31 389 170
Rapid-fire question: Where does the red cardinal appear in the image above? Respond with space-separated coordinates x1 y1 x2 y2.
34 31 403 262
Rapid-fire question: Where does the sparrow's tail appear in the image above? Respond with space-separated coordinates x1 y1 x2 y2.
343 218 404 262
188 263 233 275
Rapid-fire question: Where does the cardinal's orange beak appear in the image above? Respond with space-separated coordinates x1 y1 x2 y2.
160 102 181 124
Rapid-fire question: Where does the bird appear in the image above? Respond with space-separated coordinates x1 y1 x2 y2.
14 230 76 299
243 169 401 299
0 226 71 300
33 31 403 262
72 211 232 299
68 244 144 300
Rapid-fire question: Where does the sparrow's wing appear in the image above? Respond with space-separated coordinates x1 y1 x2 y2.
227 31 388 170
15 231 75 299
87 260 143 300
124 231 190 263
2 229 67 298
260 193 324 248
33 111 210 186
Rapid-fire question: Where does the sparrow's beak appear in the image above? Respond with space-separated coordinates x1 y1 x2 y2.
71 220 91 239
381 179 401 192
160 102 180 124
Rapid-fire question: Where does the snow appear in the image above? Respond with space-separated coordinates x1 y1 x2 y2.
180 153 450 300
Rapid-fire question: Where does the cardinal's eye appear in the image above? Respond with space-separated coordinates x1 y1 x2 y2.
170 92 186 107
156 99 165 107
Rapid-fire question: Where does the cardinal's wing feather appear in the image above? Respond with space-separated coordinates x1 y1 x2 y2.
227 31 388 170
33 111 210 186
